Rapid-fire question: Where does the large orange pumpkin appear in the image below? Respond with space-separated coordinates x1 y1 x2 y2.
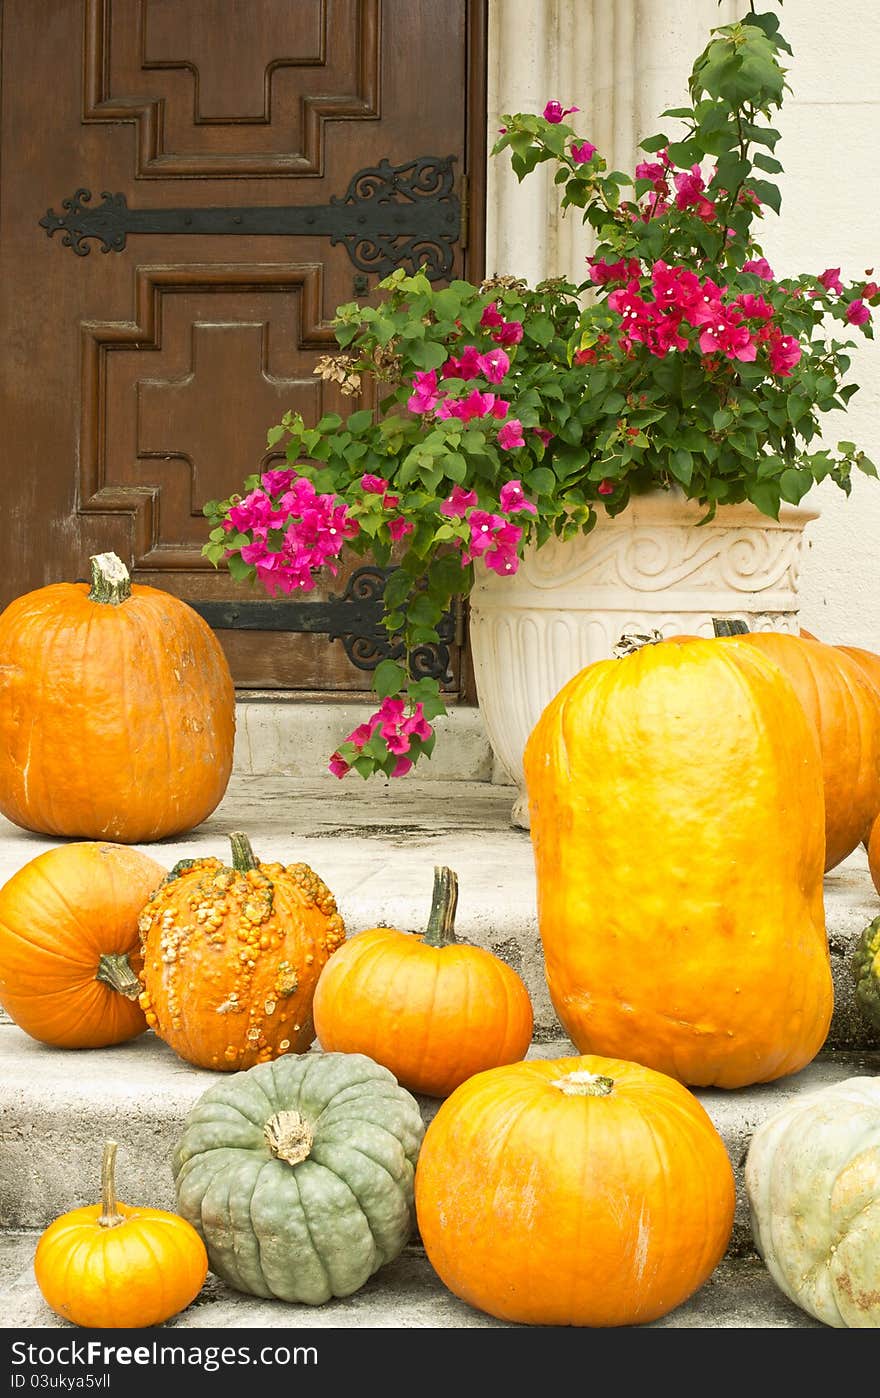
137 833 346 1070
0 842 166 1047
414 1053 735 1327
837 644 880 701
524 637 831 1088
313 866 534 1097
738 633 880 870
868 813 880 899
0 552 235 842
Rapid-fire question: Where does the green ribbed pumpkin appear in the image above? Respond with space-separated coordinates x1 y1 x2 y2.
171 1052 424 1304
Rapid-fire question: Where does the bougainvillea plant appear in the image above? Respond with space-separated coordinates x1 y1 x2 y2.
204 8 877 781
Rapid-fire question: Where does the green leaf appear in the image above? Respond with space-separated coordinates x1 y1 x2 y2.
526 466 556 495
226 553 254 582
408 339 449 370
779 469 813 505
749 480 781 519
316 413 343 433
266 424 286 447
525 314 556 347
748 179 782 214
639 133 669 154
669 448 694 487
752 152 784 175
346 409 374 434
373 659 407 699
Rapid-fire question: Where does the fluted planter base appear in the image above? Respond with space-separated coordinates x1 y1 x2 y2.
469 488 819 828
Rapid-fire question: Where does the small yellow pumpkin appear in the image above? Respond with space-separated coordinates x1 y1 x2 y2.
34 1141 208 1328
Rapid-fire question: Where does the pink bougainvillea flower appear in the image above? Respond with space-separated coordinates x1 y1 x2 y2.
500 479 537 515
571 140 597 163
846 298 871 325
543 101 579 123
382 492 400 509
402 704 433 742
328 753 351 779
742 257 775 281
587 256 641 286
493 319 524 346
477 347 510 383
360 473 389 494
733 293 774 322
673 164 706 210
818 267 844 295
466 510 506 556
533 428 554 446
635 159 668 190
698 307 757 362
447 389 502 422
441 485 478 517
391 756 414 778
407 368 441 414
225 489 276 533
862 281 879 300
574 347 597 365
497 418 525 450
387 517 414 541
441 345 484 380
767 330 802 376
260 468 295 496
597 479 615 495
480 302 505 328
651 261 703 320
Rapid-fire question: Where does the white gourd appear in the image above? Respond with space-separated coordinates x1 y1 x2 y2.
745 1076 880 1327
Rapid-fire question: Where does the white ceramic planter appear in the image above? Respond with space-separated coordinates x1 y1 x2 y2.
469 488 819 826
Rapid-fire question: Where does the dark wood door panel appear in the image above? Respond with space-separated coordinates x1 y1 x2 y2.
0 0 487 693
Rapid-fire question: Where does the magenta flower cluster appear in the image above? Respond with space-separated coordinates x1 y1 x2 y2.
223 472 358 595
329 698 434 780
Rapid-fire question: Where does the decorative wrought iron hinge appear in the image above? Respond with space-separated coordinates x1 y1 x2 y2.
39 156 460 281
186 565 456 683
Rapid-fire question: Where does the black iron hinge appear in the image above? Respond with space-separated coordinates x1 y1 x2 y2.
40 156 461 281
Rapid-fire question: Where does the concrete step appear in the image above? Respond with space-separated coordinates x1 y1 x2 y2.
1 776 877 1050
232 699 509 784
0 1235 820 1329
1 1018 877 1258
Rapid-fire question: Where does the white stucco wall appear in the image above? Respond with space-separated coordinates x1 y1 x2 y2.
486 0 880 647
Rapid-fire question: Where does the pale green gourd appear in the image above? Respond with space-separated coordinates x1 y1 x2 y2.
745 1077 880 1328
171 1051 425 1305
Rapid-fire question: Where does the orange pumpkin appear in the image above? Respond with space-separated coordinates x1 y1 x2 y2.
35 1141 208 1329
0 842 165 1047
137 833 345 1070
837 643 880 700
739 633 880 870
524 637 831 1088
0 552 235 842
313 866 534 1097
414 1053 735 1326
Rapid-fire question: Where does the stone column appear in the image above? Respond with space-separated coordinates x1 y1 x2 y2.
485 0 739 283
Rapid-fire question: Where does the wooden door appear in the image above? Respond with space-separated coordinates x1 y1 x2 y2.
0 0 486 694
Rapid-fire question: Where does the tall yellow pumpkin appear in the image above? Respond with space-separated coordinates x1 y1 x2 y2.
523 637 832 1089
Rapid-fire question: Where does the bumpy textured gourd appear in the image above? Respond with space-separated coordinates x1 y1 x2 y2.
313 865 534 1096
35 1141 208 1329
138 833 345 1071
415 1053 735 1327
852 915 880 1030
0 552 235 842
523 636 832 1088
745 1077 880 1327
0 842 165 1047
738 633 880 870
172 1051 424 1304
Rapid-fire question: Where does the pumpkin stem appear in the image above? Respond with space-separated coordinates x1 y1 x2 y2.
265 1110 313 1166
95 952 141 1001
88 552 132 605
423 866 458 948
229 832 259 873
97 1140 125 1228
712 617 750 636
551 1071 615 1097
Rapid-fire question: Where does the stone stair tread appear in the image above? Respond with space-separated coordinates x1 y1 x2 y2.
0 1236 819 1329
2 1018 878 1254
1 775 877 1048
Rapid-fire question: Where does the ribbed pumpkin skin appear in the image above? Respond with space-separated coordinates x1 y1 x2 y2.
0 581 235 842
524 639 831 1088
0 842 165 1047
313 926 534 1097
837 644 880 699
35 1201 208 1329
746 1077 880 1327
138 846 346 1071
172 1052 425 1304
415 1054 735 1327
739 633 880 870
